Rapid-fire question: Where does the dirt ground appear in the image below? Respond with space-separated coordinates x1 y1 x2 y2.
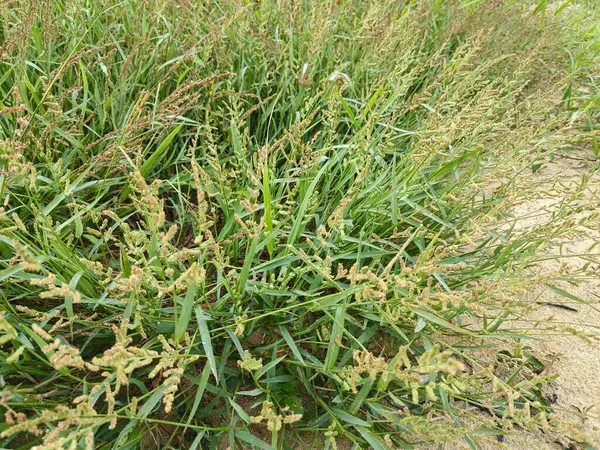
416 154 600 450
486 154 600 449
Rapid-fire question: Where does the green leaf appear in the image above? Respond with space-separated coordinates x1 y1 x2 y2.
350 378 374 415
66 271 83 319
189 430 206 450
0 266 22 282
255 354 286 380
234 430 274 450
411 308 476 336
175 283 197 343
120 247 131 278
195 307 218 384
74 213 83 238
229 398 251 424
309 286 361 310
263 161 274 256
113 386 167 450
331 408 371 427
287 160 329 246
429 148 481 180
140 123 184 177
547 285 586 304
324 304 346 370
279 326 305 364
237 234 259 297
354 426 388 450
184 364 212 429
358 85 383 126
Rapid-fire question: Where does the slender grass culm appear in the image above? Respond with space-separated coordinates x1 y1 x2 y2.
0 0 599 449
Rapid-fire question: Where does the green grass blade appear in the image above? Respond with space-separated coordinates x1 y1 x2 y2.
175 283 197 343
195 306 218 384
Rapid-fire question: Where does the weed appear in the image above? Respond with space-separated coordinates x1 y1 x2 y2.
0 1 598 449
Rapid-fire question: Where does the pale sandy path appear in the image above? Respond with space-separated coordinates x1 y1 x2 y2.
484 155 600 449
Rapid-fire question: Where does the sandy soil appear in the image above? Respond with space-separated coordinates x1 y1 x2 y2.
486 154 600 449
424 154 600 450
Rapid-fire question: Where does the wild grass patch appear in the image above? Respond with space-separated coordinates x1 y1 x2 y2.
0 1 598 449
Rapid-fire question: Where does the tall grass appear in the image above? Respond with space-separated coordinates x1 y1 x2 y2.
0 1 598 449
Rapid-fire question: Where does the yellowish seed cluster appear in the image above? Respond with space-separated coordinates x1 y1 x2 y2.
250 401 302 431
237 350 263 372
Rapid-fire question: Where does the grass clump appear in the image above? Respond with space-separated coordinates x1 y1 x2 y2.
0 1 598 449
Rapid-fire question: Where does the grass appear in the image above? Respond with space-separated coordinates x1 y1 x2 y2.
0 0 598 449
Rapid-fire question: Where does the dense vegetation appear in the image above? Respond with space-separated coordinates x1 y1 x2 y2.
0 1 598 449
